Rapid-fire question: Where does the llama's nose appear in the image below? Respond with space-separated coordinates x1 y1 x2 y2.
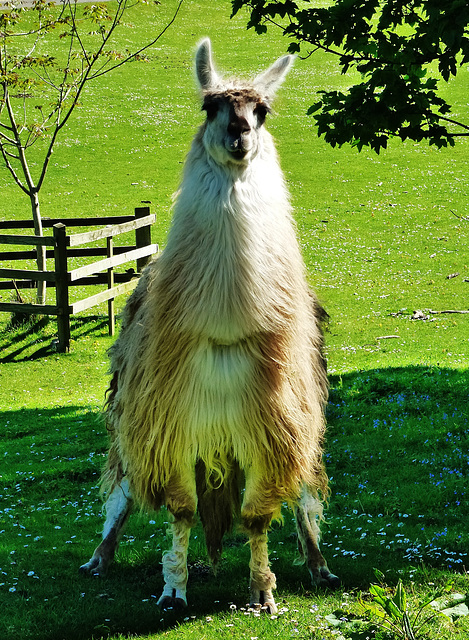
227 117 250 156
228 117 251 138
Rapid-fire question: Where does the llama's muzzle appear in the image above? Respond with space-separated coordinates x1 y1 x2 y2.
227 137 248 159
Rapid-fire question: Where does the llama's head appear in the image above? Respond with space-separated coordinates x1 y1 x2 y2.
195 38 294 167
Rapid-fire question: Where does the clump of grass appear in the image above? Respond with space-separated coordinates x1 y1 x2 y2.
6 310 48 332
3 283 44 330
361 570 449 640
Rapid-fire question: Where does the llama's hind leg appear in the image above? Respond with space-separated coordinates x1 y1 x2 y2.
79 478 133 576
294 487 340 588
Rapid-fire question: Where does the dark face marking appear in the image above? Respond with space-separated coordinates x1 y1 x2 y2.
202 89 270 129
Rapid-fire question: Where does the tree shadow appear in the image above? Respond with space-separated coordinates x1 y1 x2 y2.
320 365 469 584
0 314 109 363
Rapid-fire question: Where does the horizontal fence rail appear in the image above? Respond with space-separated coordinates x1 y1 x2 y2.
0 234 56 247
0 207 157 352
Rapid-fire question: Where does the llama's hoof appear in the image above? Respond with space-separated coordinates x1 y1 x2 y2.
157 589 187 610
310 566 340 589
321 567 341 589
79 555 107 577
250 589 278 615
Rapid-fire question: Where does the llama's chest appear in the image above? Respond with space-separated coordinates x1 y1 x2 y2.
162 218 282 342
182 338 256 445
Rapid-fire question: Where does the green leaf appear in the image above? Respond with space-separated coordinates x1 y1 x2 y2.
307 101 322 116
430 593 467 613
392 580 407 613
370 583 403 622
373 568 385 583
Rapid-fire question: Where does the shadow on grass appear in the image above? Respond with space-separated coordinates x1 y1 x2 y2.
0 314 109 363
1 366 468 640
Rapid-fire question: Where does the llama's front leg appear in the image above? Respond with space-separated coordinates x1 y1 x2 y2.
294 487 340 588
247 525 278 614
242 472 279 614
79 478 133 576
157 517 192 609
158 472 196 609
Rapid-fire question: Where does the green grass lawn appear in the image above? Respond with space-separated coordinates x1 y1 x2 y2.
0 1 468 639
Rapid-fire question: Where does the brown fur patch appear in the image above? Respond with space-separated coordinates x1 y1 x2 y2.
202 88 270 123
196 460 242 565
295 505 326 569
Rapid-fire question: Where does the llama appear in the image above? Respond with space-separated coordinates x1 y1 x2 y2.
80 39 338 612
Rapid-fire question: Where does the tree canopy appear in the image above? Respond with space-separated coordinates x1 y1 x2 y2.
231 0 469 152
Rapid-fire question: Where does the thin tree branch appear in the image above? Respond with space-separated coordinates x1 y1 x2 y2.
428 309 469 315
68 0 91 65
0 125 16 142
450 209 469 222
1 145 20 159
4 86 36 193
437 114 469 132
0 141 30 195
90 0 185 80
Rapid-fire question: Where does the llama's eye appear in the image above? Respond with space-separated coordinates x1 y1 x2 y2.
202 101 219 120
254 104 269 124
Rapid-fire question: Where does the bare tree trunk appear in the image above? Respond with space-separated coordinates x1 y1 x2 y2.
30 190 47 305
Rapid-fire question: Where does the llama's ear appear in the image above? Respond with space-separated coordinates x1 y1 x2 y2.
254 54 295 98
195 38 221 91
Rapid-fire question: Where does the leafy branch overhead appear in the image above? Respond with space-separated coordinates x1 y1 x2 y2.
231 0 469 152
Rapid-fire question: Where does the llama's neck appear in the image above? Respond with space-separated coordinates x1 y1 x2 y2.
158 130 306 343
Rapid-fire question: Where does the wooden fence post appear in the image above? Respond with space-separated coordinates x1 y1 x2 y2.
135 206 152 273
107 234 115 336
53 223 70 353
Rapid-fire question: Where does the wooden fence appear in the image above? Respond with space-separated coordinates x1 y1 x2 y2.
0 206 158 352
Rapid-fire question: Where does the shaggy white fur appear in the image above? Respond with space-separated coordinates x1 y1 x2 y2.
102 478 131 539
158 520 192 608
